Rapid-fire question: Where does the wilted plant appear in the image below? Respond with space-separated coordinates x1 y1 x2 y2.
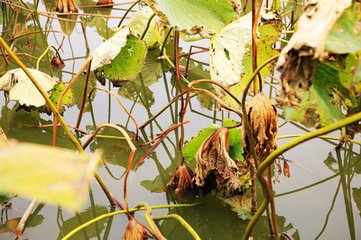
166 164 194 196
243 92 278 162
123 218 148 240
194 127 243 193
51 55 65 69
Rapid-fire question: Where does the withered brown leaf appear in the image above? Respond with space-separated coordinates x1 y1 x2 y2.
283 161 290 178
194 127 243 193
122 219 148 240
166 164 194 196
243 92 278 161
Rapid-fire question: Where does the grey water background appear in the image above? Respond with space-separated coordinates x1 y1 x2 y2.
0 2 360 239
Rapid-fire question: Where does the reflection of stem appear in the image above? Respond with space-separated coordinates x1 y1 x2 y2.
61 203 197 240
75 57 92 129
103 206 116 240
88 189 102 240
107 81 111 123
242 111 361 240
140 91 187 129
192 87 242 123
336 149 355 240
90 87 139 138
153 214 201 240
80 123 136 210
135 120 190 170
315 181 341 240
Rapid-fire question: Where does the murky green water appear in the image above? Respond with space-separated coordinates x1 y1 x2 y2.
0 1 360 239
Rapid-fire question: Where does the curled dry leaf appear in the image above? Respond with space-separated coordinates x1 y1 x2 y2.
283 160 290 178
123 219 148 240
276 0 352 106
194 127 243 193
166 164 194 196
243 93 278 162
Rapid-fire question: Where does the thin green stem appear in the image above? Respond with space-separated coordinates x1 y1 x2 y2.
117 0 139 27
153 214 201 240
36 45 52 70
61 204 196 240
242 111 361 240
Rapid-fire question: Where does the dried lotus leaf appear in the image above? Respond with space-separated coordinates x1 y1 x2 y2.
243 93 278 162
194 127 243 193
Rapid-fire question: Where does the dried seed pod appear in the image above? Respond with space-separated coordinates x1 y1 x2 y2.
194 127 243 193
51 56 65 69
123 219 148 240
243 92 278 162
56 0 78 13
166 164 194 196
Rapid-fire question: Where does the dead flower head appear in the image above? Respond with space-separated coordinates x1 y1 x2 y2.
243 92 278 161
194 127 243 193
122 219 148 240
166 164 194 196
51 55 65 69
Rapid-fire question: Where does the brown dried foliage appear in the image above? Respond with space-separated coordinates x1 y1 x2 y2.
56 0 78 13
194 127 243 193
166 164 194 196
51 56 65 69
122 219 148 240
96 0 114 6
277 48 317 106
243 93 278 162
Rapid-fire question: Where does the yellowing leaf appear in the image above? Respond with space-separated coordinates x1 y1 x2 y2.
210 12 252 86
0 141 101 211
0 68 58 107
127 9 163 49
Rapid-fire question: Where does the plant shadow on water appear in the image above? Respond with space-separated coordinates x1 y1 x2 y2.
0 0 361 239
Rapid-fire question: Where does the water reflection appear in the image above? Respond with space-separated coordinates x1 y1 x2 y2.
1 1 361 239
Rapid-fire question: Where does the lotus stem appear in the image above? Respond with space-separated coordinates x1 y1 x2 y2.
61 203 196 240
153 214 201 240
242 111 361 240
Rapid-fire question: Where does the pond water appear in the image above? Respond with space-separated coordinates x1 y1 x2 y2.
0 1 361 240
